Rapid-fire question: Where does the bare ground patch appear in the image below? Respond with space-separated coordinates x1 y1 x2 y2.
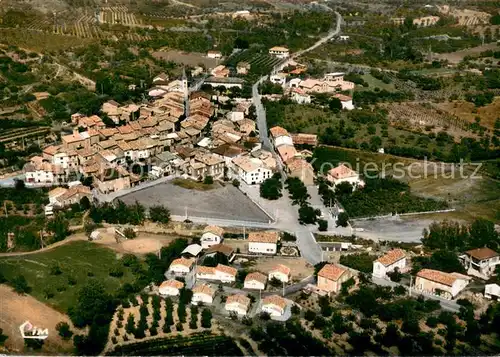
434 98 500 131
0 285 82 354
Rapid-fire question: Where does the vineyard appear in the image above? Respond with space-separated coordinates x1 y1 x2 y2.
225 49 282 75
108 333 243 356
99 6 143 26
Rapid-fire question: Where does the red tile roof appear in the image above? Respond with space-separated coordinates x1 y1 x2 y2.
318 264 347 281
375 249 406 267
465 247 498 260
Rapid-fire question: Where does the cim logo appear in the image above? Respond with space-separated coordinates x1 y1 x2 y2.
19 321 49 340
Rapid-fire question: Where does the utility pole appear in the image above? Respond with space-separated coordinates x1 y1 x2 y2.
409 275 413 297
282 281 285 297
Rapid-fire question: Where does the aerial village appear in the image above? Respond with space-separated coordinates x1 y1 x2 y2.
19 45 500 324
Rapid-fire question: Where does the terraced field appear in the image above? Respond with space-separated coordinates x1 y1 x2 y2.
225 49 282 75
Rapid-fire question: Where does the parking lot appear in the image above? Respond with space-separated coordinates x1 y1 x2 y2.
119 182 271 223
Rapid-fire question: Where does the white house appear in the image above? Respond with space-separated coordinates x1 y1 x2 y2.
248 231 280 255
270 73 287 87
215 264 238 282
372 249 407 279
268 46 290 59
326 163 364 189
225 294 251 316
333 93 355 110
288 78 301 88
460 247 500 279
269 126 293 148
339 35 350 41
168 257 195 275
192 284 215 304
268 264 291 283
262 295 287 317
207 50 222 59
415 269 471 300
244 272 267 290
201 225 224 249
290 88 311 104
485 283 500 299
196 264 237 283
159 279 184 296
231 156 272 185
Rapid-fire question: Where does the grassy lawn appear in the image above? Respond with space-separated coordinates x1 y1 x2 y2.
0 241 137 312
358 73 396 91
172 178 215 191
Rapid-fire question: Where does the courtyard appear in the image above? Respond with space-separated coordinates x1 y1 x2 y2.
119 182 271 223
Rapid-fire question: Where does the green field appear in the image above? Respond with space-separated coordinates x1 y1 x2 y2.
0 241 137 312
107 333 243 356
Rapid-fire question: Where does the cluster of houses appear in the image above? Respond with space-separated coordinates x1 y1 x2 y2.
158 226 291 317
23 71 288 200
372 246 500 301
267 63 355 110
268 126 316 186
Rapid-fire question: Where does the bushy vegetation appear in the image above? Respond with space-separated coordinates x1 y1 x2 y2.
334 177 448 218
339 253 376 273
422 219 498 251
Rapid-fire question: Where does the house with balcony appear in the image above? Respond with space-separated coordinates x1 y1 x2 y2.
268 46 289 59
460 247 500 279
201 225 224 249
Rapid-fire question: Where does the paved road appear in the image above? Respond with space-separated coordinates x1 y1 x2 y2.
248 11 345 266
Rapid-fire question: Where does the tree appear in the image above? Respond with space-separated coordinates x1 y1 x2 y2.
387 268 403 282
46 214 70 242
381 323 400 347
201 308 212 328
148 205 171 224
11 275 31 294
123 227 136 239
469 218 498 250
336 212 349 227
56 322 73 340
318 219 328 231
329 97 342 112
298 204 320 225
260 177 282 200
203 176 214 185
335 182 353 197
14 179 25 190
0 328 8 346
67 281 114 328
79 196 91 210
125 314 135 334
232 179 240 188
